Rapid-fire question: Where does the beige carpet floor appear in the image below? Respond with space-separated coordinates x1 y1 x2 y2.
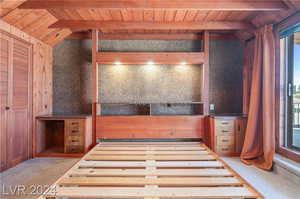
0 158 79 199
222 157 300 199
1 157 300 199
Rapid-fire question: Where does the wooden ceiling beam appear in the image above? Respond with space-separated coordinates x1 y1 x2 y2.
67 32 202 40
66 32 237 40
19 0 288 11
49 20 254 30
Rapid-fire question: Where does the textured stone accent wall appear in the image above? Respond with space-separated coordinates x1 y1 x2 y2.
99 64 202 103
53 39 243 114
53 40 82 114
210 40 244 114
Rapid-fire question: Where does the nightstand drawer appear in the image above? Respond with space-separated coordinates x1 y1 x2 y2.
65 120 84 136
216 145 235 154
215 119 234 135
65 145 83 153
68 129 82 135
66 136 83 146
217 136 234 146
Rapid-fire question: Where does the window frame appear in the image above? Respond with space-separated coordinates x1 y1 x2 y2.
275 13 300 163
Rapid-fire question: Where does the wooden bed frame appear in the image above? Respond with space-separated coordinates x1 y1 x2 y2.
39 142 263 199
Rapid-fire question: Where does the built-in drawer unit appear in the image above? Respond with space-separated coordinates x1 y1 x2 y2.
64 119 91 153
209 116 247 156
35 115 93 157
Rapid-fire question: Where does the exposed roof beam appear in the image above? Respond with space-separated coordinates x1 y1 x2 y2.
49 20 254 30
19 0 288 11
66 32 237 40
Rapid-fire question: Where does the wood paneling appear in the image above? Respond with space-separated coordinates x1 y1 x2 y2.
1 1 298 44
19 0 287 11
32 41 53 156
96 116 205 139
0 2 71 46
96 52 204 64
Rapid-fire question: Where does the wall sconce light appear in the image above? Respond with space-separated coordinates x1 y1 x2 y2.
115 61 122 65
180 61 187 65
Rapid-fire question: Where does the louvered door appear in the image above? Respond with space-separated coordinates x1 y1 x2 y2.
0 31 32 171
0 32 10 171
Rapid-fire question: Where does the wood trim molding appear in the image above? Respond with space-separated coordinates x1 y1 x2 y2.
275 11 300 31
202 31 210 115
277 147 300 163
49 20 254 30
92 29 99 146
20 0 287 11
96 52 205 64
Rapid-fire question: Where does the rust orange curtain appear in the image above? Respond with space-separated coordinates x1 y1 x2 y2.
241 25 276 170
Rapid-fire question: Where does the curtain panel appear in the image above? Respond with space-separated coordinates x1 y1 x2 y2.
241 25 276 170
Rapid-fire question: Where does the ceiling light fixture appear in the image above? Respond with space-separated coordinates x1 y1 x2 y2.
147 61 155 65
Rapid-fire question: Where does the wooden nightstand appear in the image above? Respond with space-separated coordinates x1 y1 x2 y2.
208 115 247 156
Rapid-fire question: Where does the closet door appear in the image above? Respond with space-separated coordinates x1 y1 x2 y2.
6 37 32 168
0 32 10 171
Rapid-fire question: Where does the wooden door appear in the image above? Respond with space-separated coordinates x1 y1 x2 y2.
0 32 10 171
0 31 32 170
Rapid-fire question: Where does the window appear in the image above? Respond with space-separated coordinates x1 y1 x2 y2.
280 30 300 152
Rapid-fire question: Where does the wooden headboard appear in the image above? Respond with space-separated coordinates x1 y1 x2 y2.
96 116 205 139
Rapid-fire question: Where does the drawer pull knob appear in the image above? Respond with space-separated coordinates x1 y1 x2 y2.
222 139 229 142
71 122 79 125
72 130 80 133
222 130 229 133
221 122 229 125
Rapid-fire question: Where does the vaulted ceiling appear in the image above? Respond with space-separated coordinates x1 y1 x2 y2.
0 0 299 46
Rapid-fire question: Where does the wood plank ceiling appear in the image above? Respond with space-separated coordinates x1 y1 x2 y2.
0 0 299 46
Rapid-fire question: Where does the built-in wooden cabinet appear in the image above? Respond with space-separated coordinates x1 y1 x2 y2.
35 115 93 157
0 31 32 171
208 116 247 156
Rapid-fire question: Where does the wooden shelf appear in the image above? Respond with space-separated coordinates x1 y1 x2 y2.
96 52 204 64
100 103 204 116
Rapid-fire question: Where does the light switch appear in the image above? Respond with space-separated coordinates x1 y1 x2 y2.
210 104 215 111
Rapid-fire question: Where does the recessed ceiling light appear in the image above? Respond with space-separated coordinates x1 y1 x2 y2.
147 61 155 65
180 62 187 65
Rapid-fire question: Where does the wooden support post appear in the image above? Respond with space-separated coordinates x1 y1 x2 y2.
203 31 210 115
92 29 99 146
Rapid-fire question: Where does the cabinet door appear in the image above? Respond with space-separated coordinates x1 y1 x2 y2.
6 37 32 168
0 33 10 171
